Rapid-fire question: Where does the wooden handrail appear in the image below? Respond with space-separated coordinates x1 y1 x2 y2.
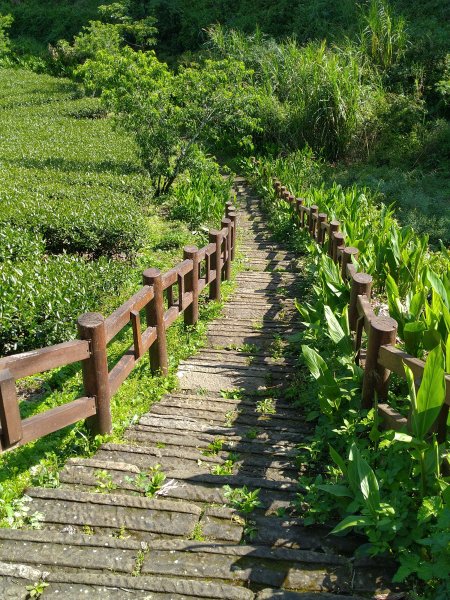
0 204 236 452
274 178 448 446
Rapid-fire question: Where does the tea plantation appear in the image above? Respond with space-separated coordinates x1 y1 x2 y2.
0 68 201 354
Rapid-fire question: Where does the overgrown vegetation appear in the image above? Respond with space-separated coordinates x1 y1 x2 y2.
0 1 449 596
246 153 449 600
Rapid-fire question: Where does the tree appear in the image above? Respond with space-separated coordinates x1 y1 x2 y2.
78 47 260 194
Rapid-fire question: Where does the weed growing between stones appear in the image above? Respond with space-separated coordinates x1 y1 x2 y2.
223 485 262 513
189 522 206 542
220 388 245 400
256 398 276 415
132 545 149 577
224 409 240 427
94 470 118 494
202 439 225 456
26 580 49 599
126 465 166 498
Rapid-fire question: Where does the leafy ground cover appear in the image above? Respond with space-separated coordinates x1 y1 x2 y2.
245 153 450 600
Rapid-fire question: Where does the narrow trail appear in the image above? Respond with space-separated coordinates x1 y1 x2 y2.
0 179 398 599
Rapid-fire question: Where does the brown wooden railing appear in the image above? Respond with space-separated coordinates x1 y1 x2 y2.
0 204 237 452
272 179 449 445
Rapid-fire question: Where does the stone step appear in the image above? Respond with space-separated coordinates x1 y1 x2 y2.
176 363 291 393
94 441 300 482
25 487 243 543
0 563 254 599
138 540 352 593
0 530 357 595
157 390 297 411
60 460 297 511
188 347 295 364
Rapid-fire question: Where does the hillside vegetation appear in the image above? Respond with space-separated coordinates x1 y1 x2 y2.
0 1 449 598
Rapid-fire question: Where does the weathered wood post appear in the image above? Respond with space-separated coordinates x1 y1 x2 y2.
317 213 327 245
341 247 359 279
0 369 22 449
221 217 232 281
228 211 237 261
296 198 304 227
348 272 373 331
362 316 398 408
309 205 319 237
225 200 234 218
77 312 112 434
328 221 339 257
332 232 345 263
142 268 168 376
209 229 223 302
183 246 199 327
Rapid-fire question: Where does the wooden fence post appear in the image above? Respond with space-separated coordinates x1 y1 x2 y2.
309 205 319 237
77 312 112 435
209 229 223 302
349 272 373 331
0 369 22 449
296 198 304 226
225 200 234 217
328 221 339 257
183 246 199 327
221 217 232 281
362 316 398 408
142 268 168 376
228 211 237 261
341 247 359 279
317 213 327 244
332 232 345 263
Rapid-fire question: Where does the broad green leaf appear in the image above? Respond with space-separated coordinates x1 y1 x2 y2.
404 321 426 356
324 305 346 344
412 345 446 440
409 290 425 319
355 450 380 515
329 445 347 475
423 328 441 351
330 514 372 534
301 345 326 380
427 269 449 308
317 484 352 498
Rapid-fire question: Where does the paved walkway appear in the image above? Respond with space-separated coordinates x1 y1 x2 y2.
0 179 398 599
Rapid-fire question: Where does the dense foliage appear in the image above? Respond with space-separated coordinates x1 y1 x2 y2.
0 2 448 596
246 153 449 599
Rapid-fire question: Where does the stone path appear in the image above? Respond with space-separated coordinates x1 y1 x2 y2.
0 179 400 599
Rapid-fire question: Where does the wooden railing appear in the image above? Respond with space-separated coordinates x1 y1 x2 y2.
0 204 237 452
272 179 449 444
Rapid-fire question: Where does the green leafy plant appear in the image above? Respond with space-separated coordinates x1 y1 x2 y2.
223 485 262 513
202 439 224 456
255 398 276 415
126 465 166 497
26 580 49 599
94 469 118 493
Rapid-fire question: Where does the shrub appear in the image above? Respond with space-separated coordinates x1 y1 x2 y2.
0 224 45 262
0 12 12 61
208 26 381 159
169 153 232 229
1 194 146 258
0 254 126 355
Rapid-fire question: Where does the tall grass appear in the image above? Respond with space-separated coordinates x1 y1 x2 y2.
208 25 380 159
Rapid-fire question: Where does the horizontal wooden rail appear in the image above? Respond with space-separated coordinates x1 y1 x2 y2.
0 203 237 452
273 178 449 448
379 345 450 406
0 340 90 380
105 286 154 344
